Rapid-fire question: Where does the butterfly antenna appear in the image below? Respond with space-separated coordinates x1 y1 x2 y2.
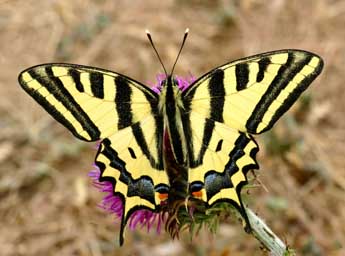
171 28 189 76
146 29 168 77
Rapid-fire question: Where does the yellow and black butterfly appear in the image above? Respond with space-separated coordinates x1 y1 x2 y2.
18 29 323 245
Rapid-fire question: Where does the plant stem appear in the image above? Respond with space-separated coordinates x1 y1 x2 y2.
245 207 295 256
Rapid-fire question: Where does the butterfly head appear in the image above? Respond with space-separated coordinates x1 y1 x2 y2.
160 76 179 89
146 28 189 82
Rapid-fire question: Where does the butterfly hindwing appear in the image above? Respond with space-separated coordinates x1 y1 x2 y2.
183 111 258 222
183 50 323 223
18 64 170 244
96 114 169 245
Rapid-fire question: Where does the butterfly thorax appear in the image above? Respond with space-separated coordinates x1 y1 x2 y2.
160 76 188 167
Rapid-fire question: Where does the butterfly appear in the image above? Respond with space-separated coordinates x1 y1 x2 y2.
18 29 323 245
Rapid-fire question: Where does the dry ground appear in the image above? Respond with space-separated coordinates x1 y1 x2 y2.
0 0 344 255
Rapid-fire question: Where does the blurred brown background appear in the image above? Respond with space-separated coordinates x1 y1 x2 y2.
0 0 344 255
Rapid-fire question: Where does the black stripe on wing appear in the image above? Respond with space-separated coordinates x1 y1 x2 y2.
246 52 323 133
68 69 84 92
256 57 271 83
90 71 104 98
132 122 164 170
115 76 133 130
209 69 225 122
26 67 101 141
235 63 250 91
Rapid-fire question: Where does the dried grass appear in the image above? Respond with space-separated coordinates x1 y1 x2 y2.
0 0 344 255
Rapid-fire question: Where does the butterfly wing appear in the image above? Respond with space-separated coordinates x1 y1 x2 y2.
183 111 258 223
96 114 169 245
18 64 169 244
182 50 323 224
19 64 158 141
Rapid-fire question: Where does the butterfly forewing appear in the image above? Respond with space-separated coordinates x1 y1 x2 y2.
183 50 323 134
18 64 158 141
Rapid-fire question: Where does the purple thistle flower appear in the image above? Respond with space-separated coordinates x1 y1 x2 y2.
149 73 196 92
89 74 195 234
88 166 123 218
